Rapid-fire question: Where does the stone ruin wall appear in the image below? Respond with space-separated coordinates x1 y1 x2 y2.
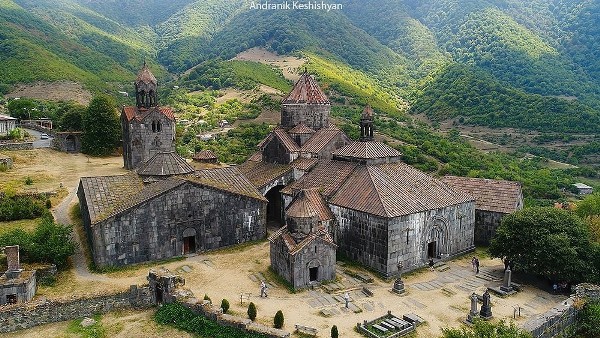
0 285 154 333
521 283 600 338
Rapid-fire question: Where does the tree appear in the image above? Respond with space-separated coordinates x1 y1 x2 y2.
273 310 284 329
331 325 339 338
220 299 230 314
58 104 85 131
489 207 593 282
577 300 600 338
7 98 37 119
82 95 120 156
576 193 600 219
442 319 531 338
247 302 257 321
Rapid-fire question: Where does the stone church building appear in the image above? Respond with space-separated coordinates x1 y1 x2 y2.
245 72 481 285
77 65 267 268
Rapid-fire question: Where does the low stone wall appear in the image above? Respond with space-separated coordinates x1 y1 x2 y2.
521 283 600 338
0 285 153 333
0 142 33 151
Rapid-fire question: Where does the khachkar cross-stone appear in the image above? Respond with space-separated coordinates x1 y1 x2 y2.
392 261 406 294
466 293 479 323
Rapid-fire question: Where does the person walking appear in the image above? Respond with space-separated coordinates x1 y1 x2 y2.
472 257 477 272
344 292 350 308
429 258 435 271
475 257 480 274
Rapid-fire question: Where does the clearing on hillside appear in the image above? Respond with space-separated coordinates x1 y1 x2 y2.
233 47 306 82
5 82 92 105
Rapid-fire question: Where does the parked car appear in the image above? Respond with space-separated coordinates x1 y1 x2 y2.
40 133 49 140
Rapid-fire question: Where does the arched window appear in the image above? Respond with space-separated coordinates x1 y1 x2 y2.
151 121 156 132
157 121 162 132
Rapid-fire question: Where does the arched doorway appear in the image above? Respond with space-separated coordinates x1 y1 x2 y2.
182 228 197 254
65 135 76 152
265 185 285 226
422 216 449 260
307 259 321 283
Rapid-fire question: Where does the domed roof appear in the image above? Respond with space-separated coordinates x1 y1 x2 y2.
282 71 329 105
137 152 194 177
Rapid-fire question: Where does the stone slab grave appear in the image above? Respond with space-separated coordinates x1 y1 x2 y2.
357 311 422 338
488 268 518 297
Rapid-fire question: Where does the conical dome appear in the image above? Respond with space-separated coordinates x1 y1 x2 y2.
135 62 157 85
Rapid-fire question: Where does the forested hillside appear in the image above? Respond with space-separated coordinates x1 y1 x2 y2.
1 0 599 135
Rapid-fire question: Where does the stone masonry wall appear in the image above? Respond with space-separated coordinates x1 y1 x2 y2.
474 210 504 245
91 182 266 267
291 237 336 288
331 201 475 277
521 283 600 338
0 285 153 333
281 104 330 131
122 109 175 170
0 142 33 151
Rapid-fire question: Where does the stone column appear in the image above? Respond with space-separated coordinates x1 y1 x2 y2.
501 268 513 292
392 261 405 294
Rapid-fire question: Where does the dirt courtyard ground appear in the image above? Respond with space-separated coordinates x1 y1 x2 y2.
1 149 566 337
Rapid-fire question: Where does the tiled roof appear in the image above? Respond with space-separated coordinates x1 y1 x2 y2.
290 157 319 171
238 160 293 189
122 106 175 122
185 167 267 201
282 72 330 105
286 189 334 221
281 160 358 197
441 176 522 214
193 150 218 161
268 226 336 255
137 152 195 177
288 123 316 135
247 151 262 162
332 141 401 160
258 128 300 152
330 162 474 217
135 63 157 85
300 125 348 154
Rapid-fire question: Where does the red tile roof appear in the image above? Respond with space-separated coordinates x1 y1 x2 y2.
332 141 401 160
286 189 334 221
441 176 523 214
185 167 267 201
281 160 358 197
330 163 474 217
193 149 218 161
290 157 319 171
283 72 330 105
268 226 336 255
300 125 349 154
258 127 300 153
122 106 175 122
247 151 263 162
288 123 316 135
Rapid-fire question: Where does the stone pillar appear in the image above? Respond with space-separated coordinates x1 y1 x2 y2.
480 290 493 319
501 268 513 292
467 293 479 322
4 245 22 279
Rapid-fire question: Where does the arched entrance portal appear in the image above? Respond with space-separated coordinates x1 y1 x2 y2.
422 216 449 260
265 185 285 225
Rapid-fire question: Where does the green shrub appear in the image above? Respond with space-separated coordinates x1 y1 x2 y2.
577 300 600 338
203 294 211 303
45 199 52 209
0 196 48 221
0 217 76 269
331 325 339 338
247 302 257 321
273 310 284 329
221 299 230 314
24 177 33 185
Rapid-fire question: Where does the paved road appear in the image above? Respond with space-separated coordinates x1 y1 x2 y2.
23 128 52 148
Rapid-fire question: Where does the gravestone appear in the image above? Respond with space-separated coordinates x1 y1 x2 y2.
500 268 513 293
466 293 479 323
479 290 493 319
392 262 406 294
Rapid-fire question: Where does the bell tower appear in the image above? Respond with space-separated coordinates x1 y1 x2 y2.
135 62 158 109
360 105 374 141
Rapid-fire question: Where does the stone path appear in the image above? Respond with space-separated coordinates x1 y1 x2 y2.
410 266 504 295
